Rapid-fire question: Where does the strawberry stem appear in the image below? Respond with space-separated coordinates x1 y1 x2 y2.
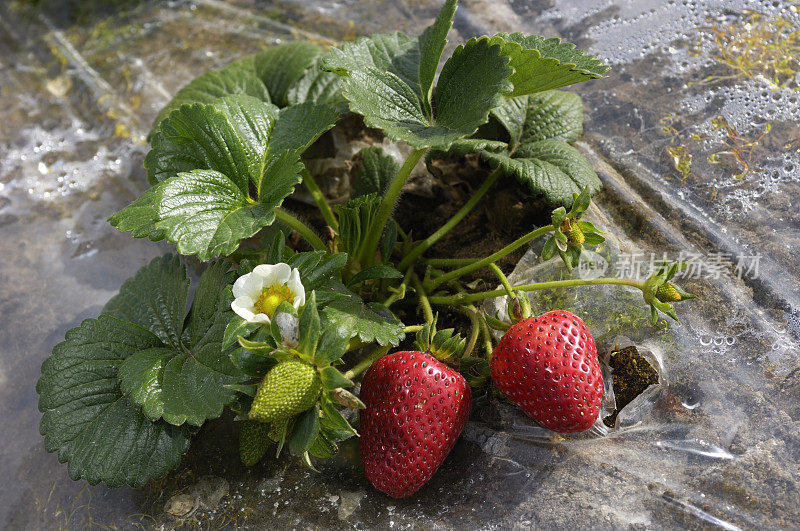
488 263 515 299
397 167 502 270
411 273 435 323
428 277 646 306
344 345 391 380
460 307 480 358
424 257 479 267
427 224 555 290
357 148 426 266
301 168 338 231
274 209 326 251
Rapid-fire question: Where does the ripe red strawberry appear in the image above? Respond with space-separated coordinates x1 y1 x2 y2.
359 351 472 498
490 310 602 433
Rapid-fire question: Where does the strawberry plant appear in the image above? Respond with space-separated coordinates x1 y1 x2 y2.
36 0 695 497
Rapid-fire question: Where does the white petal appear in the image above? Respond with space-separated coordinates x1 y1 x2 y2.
233 272 265 299
251 313 271 324
287 268 306 309
253 263 292 286
231 297 257 322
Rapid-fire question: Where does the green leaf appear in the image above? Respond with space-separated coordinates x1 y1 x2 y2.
324 35 512 149
319 366 353 390
287 56 344 108
338 67 431 146
482 140 601 206
353 146 400 198
149 56 271 140
488 32 610 97
102 254 188 349
492 91 584 151
323 32 421 94
37 316 191 487
289 405 320 455
298 292 321 357
254 41 325 107
256 150 305 208
322 294 404 346
432 37 513 144
145 97 277 187
112 258 248 427
347 264 403 286
107 187 165 242
155 169 277 261
269 102 339 157
184 261 233 346
418 0 457 114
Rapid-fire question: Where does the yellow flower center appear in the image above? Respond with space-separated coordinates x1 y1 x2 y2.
254 284 295 317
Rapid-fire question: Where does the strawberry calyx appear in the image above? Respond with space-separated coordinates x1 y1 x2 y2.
541 186 605 272
414 314 466 363
642 263 696 324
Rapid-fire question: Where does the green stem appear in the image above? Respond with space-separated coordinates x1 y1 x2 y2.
429 277 645 306
461 308 480 358
397 167 501 270
383 267 414 308
344 345 391 380
357 148 426 266
411 273 435 323
428 225 555 290
274 209 326 251
424 257 479 267
484 313 512 332
404 325 424 333
301 168 338 231
478 310 493 357
488 263 515 299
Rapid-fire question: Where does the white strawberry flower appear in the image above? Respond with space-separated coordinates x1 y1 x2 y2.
231 263 305 324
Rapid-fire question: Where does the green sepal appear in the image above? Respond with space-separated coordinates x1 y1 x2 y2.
308 430 339 459
226 383 259 397
347 265 403 286
230 347 275 377
239 420 272 467
541 236 557 261
224 317 261 349
551 206 567 229
319 366 354 390
298 292 321 357
289 405 320 456
313 321 352 367
330 387 366 410
319 394 358 435
237 337 276 357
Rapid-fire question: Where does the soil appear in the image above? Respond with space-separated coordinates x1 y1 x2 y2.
603 346 660 427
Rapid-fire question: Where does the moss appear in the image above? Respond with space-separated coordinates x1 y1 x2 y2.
603 346 659 427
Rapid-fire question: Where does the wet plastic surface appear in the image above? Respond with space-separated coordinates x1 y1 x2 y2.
1 0 799 528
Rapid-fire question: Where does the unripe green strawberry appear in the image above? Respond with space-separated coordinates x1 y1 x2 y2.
656 282 681 302
249 361 321 423
239 420 271 466
567 224 585 245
